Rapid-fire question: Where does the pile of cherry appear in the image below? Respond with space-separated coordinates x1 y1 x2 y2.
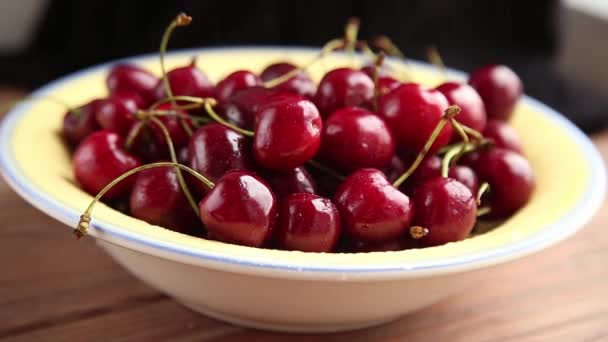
64 14 534 253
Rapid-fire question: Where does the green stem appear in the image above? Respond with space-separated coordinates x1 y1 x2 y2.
441 144 462 178
476 182 490 205
74 162 214 239
203 100 254 137
392 105 461 188
476 206 491 217
461 124 484 141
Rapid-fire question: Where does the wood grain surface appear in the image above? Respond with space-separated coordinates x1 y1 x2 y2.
1 92 607 341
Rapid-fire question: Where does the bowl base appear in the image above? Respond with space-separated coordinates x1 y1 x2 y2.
179 300 399 333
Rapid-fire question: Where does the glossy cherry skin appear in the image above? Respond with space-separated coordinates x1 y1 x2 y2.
107 64 159 106
399 154 441 193
334 169 414 243
189 123 254 185
469 64 523 121
260 62 316 98
130 167 199 234
263 166 316 199
254 97 322 170
154 63 214 100
448 165 479 195
148 103 194 150
320 107 395 172
126 122 165 162
473 148 534 217
377 76 402 98
361 64 394 79
436 82 487 134
95 92 140 136
215 70 262 103
413 177 477 246
378 83 452 154
314 68 374 117
483 119 523 153
62 99 103 147
73 130 142 200
220 86 279 130
199 171 277 247
277 193 340 252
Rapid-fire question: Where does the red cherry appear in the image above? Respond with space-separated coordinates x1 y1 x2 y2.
277 193 340 252
448 165 479 195
469 64 523 120
62 99 103 146
73 130 142 199
473 148 534 217
377 76 402 97
149 103 194 150
382 155 406 183
320 107 395 172
154 63 214 100
253 96 322 170
378 83 452 154
402 154 441 191
125 122 165 162
263 166 316 199
130 167 199 234
215 70 262 103
413 177 477 246
107 64 159 106
199 171 277 247
483 119 523 153
219 86 279 130
95 92 140 136
360 63 393 79
260 62 316 98
188 123 254 184
314 68 374 116
334 169 414 243
436 82 487 133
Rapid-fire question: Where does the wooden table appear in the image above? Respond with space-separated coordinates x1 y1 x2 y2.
1 92 607 341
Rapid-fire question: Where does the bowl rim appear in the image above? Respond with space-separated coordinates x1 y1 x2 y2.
0 46 605 281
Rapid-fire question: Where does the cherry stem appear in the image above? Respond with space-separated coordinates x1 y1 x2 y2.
476 182 490 206
356 41 377 60
148 116 200 216
73 162 213 239
263 38 344 88
461 124 484 140
392 105 461 188
203 99 255 137
150 95 205 110
307 159 345 181
159 12 194 136
409 226 429 239
427 45 447 79
372 52 386 112
372 35 412 81
344 17 360 55
441 144 463 178
477 206 491 217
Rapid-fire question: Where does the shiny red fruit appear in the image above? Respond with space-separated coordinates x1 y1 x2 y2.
436 82 487 134
413 177 477 246
73 130 142 200
314 68 374 116
107 64 159 106
448 165 479 195
320 107 395 172
215 70 262 103
220 86 279 130
483 119 523 153
260 62 316 98
62 99 103 146
263 166 316 199
277 193 340 252
469 64 523 121
378 83 452 154
154 63 214 100
149 103 194 150
200 171 277 247
95 92 140 136
334 169 414 243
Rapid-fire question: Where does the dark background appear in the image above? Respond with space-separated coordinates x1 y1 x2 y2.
0 0 605 132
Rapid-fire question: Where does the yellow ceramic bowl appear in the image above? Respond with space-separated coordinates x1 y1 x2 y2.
0 48 605 332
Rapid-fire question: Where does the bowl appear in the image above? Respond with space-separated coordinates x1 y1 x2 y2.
0 47 605 333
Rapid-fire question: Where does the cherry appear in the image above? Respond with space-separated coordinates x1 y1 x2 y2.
263 166 316 199
413 177 477 246
334 169 414 243
473 148 534 217
260 62 316 98
378 83 452 154
73 130 142 200
125 122 165 162
402 154 441 191
215 70 262 103
376 76 402 98
436 82 487 134
62 99 103 146
95 92 140 136
361 63 393 79
154 61 214 100
199 171 277 247
483 119 523 153
219 86 279 130
469 64 523 121
276 193 340 252
382 155 406 183
448 165 479 195
313 68 374 116
130 167 199 233
188 123 254 185
320 107 395 172
148 103 194 150
107 64 159 106
253 96 322 170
